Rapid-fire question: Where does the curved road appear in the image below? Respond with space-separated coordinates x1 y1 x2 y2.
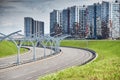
0 47 52 69
0 47 95 80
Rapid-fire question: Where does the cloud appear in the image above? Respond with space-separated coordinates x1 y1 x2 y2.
0 5 16 9
0 0 31 3
6 0 54 3
8 0 31 2
0 0 5 3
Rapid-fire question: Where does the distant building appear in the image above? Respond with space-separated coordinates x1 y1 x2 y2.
86 5 94 38
49 0 120 39
24 17 34 37
93 3 102 39
79 6 87 38
101 1 110 39
50 7 80 36
50 10 61 36
69 6 80 35
40 21 44 35
61 6 80 36
61 8 70 34
87 3 102 39
24 17 44 37
110 0 120 38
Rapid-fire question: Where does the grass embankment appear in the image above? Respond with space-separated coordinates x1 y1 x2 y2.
39 40 120 80
0 41 28 58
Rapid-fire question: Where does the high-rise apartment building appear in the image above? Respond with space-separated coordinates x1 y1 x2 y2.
40 21 44 35
24 17 44 37
101 1 110 39
87 3 101 39
86 5 94 38
69 6 80 34
110 0 120 38
50 10 61 35
24 17 34 37
50 6 80 36
61 8 70 34
79 6 87 38
50 0 120 39
93 3 102 39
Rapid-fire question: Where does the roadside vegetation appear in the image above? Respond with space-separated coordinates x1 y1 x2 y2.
39 40 120 80
0 40 28 58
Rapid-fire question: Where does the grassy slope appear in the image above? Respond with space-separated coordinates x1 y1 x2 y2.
0 41 28 58
39 40 120 80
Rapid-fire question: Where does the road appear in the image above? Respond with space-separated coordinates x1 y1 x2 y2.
0 47 95 80
0 47 53 69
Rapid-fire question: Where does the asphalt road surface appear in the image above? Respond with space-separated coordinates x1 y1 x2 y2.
0 47 52 69
0 47 95 80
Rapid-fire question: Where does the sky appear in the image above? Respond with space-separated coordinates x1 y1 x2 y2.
0 0 113 35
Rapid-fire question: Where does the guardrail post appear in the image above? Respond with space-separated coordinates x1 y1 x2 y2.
17 47 20 65
44 46 46 57
33 45 36 61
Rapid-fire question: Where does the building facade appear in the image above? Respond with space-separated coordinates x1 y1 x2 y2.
101 1 110 39
86 3 102 39
93 3 102 39
86 5 94 38
50 10 61 35
110 0 120 38
69 6 80 35
61 8 70 34
24 17 44 37
79 6 87 38
24 17 34 37
50 0 120 39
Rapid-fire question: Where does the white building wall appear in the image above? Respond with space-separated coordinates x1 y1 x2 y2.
110 1 120 38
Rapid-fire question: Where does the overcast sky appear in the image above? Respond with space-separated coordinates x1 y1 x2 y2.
0 0 113 34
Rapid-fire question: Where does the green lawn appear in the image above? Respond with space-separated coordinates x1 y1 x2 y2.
0 41 28 58
39 40 120 80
